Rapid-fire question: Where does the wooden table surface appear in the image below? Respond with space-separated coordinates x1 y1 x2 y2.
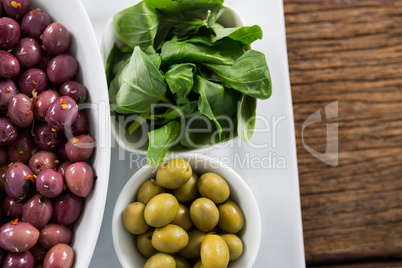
283 0 402 266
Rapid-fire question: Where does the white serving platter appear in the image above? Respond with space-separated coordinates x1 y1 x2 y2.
81 0 306 267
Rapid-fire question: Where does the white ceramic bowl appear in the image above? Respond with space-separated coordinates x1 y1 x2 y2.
100 5 247 156
32 0 111 266
112 154 261 268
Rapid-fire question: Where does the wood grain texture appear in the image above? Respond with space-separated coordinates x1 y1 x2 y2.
283 0 402 265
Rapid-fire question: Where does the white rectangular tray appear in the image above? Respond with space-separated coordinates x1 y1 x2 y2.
82 0 306 267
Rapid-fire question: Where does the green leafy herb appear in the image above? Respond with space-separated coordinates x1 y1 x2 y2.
107 0 272 165
147 120 182 165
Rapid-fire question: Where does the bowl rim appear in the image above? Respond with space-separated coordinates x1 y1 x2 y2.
101 4 250 156
112 154 262 268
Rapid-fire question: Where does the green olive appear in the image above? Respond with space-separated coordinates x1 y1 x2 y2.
173 173 199 203
179 229 206 259
172 254 192 268
171 204 193 231
144 253 176 268
137 179 165 204
152 224 189 253
136 229 158 258
156 159 192 189
190 198 219 232
220 234 243 261
193 260 204 268
218 201 244 233
144 193 179 227
123 202 149 235
200 235 229 268
197 173 230 204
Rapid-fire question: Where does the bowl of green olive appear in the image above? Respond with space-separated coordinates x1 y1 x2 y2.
112 155 261 268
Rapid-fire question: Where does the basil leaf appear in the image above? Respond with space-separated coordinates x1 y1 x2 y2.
144 46 162 69
161 39 243 66
211 23 263 46
237 95 257 141
203 49 272 99
113 2 158 50
147 120 182 166
165 63 196 105
115 46 169 113
193 75 239 139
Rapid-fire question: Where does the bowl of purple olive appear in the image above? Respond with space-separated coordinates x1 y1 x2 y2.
0 0 110 267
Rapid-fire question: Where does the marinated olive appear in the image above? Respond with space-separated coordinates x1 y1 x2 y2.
200 235 229 268
144 193 179 227
189 198 219 232
178 229 206 259
52 192 83 225
43 243 74 268
136 179 165 205
173 173 199 204
144 253 175 268
171 204 192 231
22 193 52 229
123 202 149 235
5 162 34 200
39 224 72 249
65 161 94 198
3 251 34 268
221 233 243 261
152 224 189 254
156 159 192 189
64 134 95 162
218 201 245 233
197 173 230 204
136 229 157 258
0 221 39 252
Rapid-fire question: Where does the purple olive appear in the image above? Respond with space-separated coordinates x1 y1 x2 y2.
14 38 42 69
0 79 17 112
46 54 78 84
0 118 18 146
3 251 34 268
0 17 20 50
32 123 62 151
56 161 71 177
0 50 20 79
36 169 64 198
18 68 48 96
8 94 33 129
43 243 73 268
2 196 24 220
21 9 51 40
46 96 78 131
0 148 8 166
65 134 95 163
28 150 58 175
7 131 37 164
22 193 52 229
5 162 34 200
52 192 83 225
2 0 31 20
33 90 59 121
59 81 87 104
0 221 39 252
38 224 72 249
65 162 94 198
42 23 70 56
